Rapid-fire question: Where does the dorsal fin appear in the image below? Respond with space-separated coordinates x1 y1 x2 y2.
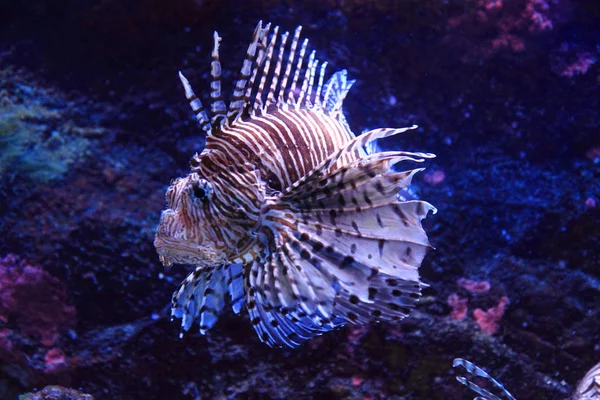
323 70 355 116
296 50 315 109
314 61 328 109
252 25 278 113
304 57 319 108
178 71 212 135
243 24 270 116
322 70 356 129
226 21 269 125
277 26 302 106
265 30 289 109
288 38 309 105
210 32 227 128
178 21 357 134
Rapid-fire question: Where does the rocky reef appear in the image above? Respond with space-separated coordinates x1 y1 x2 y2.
0 0 598 398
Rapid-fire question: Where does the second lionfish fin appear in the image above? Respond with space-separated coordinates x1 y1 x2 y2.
171 266 227 336
453 358 516 400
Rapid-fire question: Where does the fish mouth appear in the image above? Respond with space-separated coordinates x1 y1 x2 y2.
154 235 225 267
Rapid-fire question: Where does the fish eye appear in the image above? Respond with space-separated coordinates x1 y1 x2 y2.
192 185 206 200
189 178 210 204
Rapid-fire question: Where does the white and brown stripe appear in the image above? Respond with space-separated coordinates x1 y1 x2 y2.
576 361 600 400
164 21 436 348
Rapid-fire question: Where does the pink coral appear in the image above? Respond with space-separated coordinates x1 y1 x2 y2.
446 0 561 62
351 376 364 387
447 294 468 320
423 170 446 186
457 278 491 294
551 43 597 78
523 0 555 32
559 52 596 77
473 296 509 334
0 254 76 347
45 347 66 366
586 147 600 162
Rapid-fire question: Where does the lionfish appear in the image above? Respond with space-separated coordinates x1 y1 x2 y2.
154 21 437 348
454 358 600 400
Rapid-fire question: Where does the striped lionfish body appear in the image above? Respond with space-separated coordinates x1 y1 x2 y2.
154 21 437 348
576 361 600 400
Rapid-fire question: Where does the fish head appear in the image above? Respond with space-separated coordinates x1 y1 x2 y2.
154 171 229 268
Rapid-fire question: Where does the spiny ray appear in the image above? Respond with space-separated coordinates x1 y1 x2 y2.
278 25 302 105
178 71 212 135
253 25 279 113
265 30 289 109
227 21 268 125
315 61 328 109
243 23 271 115
288 38 309 104
210 32 227 128
296 50 315 108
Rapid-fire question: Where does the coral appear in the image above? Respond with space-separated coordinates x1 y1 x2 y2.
19 385 94 400
0 57 105 184
587 147 600 162
473 296 509 335
0 254 76 347
447 294 468 320
44 348 67 369
457 278 491 294
550 42 598 78
585 197 596 208
423 170 446 186
445 0 562 62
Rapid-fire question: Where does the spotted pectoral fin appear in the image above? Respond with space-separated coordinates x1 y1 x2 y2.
258 127 436 334
171 265 227 336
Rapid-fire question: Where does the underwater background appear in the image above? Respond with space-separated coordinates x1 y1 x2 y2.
0 0 599 398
